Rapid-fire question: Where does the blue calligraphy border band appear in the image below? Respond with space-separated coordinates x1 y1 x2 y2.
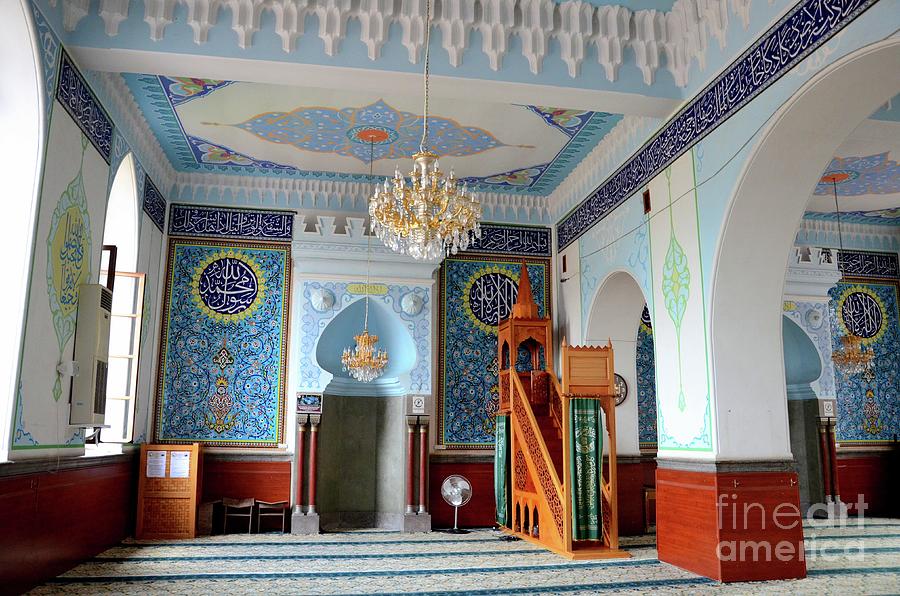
143 175 167 232
838 250 899 279
168 204 295 242
464 224 552 257
55 50 113 163
557 0 880 250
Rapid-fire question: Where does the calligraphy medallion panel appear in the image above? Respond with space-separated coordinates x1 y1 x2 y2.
155 239 290 447
438 256 549 448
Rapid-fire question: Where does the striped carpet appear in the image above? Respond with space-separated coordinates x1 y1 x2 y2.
29 519 900 594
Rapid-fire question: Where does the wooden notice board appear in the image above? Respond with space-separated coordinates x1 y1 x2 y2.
136 443 202 539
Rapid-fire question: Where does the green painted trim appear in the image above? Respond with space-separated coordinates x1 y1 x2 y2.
11 443 84 450
690 149 714 453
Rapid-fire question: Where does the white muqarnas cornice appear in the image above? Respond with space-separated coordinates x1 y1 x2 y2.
62 0 755 88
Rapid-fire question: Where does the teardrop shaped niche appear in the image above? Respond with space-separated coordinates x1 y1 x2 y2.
316 298 416 397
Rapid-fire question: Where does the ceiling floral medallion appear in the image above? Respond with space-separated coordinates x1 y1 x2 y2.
815 152 900 195
232 99 506 163
192 250 266 321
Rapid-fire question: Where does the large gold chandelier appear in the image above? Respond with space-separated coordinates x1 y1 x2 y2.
824 173 873 376
342 139 389 383
368 0 482 261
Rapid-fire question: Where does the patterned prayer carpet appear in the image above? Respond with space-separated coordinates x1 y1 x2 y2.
30 519 900 595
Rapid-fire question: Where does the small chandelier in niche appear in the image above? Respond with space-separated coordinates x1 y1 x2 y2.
342 136 389 383
368 0 482 261
823 172 874 376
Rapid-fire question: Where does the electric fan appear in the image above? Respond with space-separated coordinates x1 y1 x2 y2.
440 474 472 534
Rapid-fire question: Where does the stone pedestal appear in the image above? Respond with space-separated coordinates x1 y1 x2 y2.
291 512 320 535
402 513 432 533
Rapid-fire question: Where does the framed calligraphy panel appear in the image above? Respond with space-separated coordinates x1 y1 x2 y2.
154 238 290 447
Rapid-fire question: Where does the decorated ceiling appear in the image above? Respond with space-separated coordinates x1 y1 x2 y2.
123 74 622 195
805 108 900 227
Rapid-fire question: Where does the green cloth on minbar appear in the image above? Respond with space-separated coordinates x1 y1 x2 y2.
569 398 603 540
494 415 510 527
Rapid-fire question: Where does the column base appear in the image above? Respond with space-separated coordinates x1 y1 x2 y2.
291 512 320 535
656 460 806 583
402 513 432 533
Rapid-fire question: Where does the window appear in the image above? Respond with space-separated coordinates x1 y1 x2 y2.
98 154 142 444
101 271 145 443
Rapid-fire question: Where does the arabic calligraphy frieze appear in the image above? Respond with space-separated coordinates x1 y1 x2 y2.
143 176 167 231
466 224 551 257
838 250 899 279
156 239 289 447
193 253 263 320
56 51 112 163
439 257 549 448
169 204 294 241
557 0 878 250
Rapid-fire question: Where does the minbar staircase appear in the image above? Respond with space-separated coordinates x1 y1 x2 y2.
494 262 626 560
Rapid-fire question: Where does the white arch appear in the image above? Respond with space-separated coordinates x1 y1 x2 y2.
0 0 45 461
710 40 900 461
584 269 648 457
103 153 139 273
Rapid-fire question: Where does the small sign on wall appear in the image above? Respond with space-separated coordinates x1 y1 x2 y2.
297 393 323 415
819 398 836 419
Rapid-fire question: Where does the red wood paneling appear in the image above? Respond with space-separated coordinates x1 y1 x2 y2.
201 459 291 504
0 459 136 595
429 461 495 528
837 454 893 516
656 467 722 580
656 467 806 583
604 461 645 536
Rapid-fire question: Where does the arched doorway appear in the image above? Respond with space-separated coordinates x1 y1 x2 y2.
584 270 654 535
0 0 44 461
710 40 900 462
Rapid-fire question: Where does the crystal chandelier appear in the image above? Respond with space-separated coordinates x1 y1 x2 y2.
368 0 482 260
824 174 873 375
342 138 389 383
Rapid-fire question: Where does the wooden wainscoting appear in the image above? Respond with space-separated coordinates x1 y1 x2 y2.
0 454 137 594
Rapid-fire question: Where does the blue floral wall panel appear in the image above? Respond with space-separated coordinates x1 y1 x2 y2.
636 306 658 448
438 257 549 448
155 239 290 447
830 279 900 445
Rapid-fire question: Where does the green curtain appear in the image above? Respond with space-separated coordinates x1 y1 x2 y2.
569 398 604 540
494 415 510 527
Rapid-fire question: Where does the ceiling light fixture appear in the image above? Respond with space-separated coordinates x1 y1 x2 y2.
368 0 482 261
824 174 873 376
342 138 389 383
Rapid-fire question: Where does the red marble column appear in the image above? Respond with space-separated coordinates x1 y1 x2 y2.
406 422 416 514
418 423 428 514
818 420 833 499
827 421 841 502
308 421 319 514
296 420 306 512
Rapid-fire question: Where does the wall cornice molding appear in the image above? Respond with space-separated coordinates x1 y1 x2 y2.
174 172 552 224
88 70 176 195
60 0 754 89
548 115 659 220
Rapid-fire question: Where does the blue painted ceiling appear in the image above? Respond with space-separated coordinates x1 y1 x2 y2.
123 73 624 196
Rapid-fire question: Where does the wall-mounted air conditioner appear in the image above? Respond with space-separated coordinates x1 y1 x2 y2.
69 283 112 426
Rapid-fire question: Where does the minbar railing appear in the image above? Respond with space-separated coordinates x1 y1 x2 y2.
500 343 626 559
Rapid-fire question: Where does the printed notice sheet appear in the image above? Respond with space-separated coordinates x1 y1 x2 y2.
170 451 191 478
146 451 166 478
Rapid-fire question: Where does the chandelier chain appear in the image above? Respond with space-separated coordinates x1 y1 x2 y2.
419 0 432 154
